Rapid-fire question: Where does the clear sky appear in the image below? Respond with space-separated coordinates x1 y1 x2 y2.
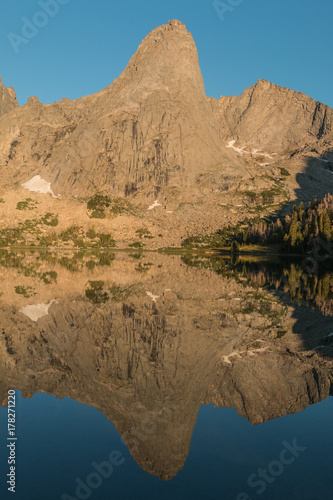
0 0 332 107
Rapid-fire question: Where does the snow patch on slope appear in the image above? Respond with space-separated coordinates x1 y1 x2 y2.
148 200 162 211
226 140 246 155
19 300 57 322
21 175 59 198
146 292 160 302
221 347 268 364
226 140 275 160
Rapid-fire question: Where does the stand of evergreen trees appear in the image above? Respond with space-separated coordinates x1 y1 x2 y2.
238 194 333 254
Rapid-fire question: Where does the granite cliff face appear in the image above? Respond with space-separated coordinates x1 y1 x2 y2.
210 79 333 153
0 20 332 247
0 252 332 479
0 20 246 200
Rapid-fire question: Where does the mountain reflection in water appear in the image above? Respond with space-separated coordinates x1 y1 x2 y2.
0 250 332 499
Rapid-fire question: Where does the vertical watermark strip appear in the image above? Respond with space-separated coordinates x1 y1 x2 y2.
7 389 17 493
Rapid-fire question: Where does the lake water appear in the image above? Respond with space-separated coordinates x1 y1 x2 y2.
0 250 332 500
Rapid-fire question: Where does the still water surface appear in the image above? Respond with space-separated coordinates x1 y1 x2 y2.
0 250 332 499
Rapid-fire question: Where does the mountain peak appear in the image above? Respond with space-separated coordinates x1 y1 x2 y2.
213 78 333 153
111 19 205 102
255 79 272 88
167 19 186 28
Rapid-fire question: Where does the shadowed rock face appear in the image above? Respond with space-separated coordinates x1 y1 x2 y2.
210 352 332 426
0 252 332 479
210 79 333 153
0 76 18 117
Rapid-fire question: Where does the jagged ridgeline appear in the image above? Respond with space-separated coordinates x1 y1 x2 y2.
0 20 333 249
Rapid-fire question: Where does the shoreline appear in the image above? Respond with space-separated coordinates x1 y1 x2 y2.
0 244 330 260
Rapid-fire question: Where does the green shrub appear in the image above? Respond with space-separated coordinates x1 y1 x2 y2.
244 191 257 199
38 233 58 246
40 271 57 284
15 285 36 298
16 198 38 211
85 281 109 304
87 195 111 219
41 213 59 226
87 195 139 219
87 195 112 211
86 228 97 239
129 242 144 248
261 189 280 202
98 233 116 247
280 168 290 176
60 226 82 242
90 210 106 219
230 241 240 254
135 228 153 239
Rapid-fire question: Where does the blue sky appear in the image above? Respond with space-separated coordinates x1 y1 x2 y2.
0 0 332 107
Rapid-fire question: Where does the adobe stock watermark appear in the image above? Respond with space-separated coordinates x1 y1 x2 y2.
61 450 125 500
8 0 72 54
236 439 307 499
213 0 246 22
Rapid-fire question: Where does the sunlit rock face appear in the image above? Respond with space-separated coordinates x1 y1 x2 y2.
1 21 333 250
0 20 247 201
0 252 332 479
210 79 333 154
0 76 18 117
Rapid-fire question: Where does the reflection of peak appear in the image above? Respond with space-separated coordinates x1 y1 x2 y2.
0 253 332 478
212 350 332 425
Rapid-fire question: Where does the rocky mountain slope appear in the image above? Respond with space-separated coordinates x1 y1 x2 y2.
210 79 333 154
0 20 332 248
0 20 247 199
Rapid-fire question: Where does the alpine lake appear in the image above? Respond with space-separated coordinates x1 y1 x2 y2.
0 249 332 500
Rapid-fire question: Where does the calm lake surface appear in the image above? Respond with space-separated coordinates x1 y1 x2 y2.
0 250 332 500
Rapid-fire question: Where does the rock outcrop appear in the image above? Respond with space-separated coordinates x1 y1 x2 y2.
0 76 18 116
210 79 333 153
0 20 247 199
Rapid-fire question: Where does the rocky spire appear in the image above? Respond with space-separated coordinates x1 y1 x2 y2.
0 20 246 199
0 76 19 116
